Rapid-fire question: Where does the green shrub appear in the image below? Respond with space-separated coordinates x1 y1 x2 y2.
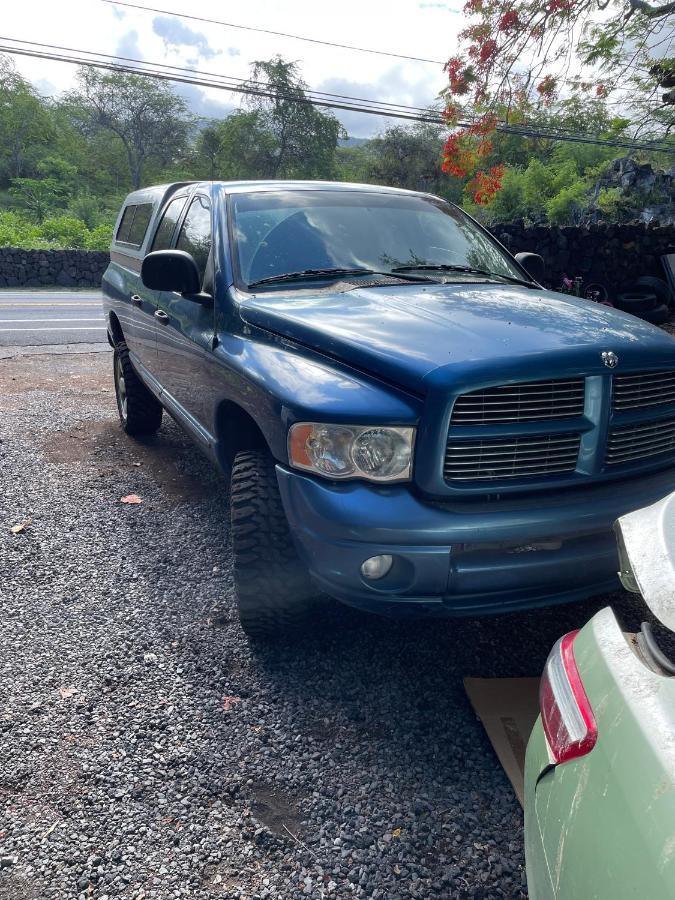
39 216 89 249
67 194 105 229
0 210 112 250
85 223 112 251
0 211 45 249
546 182 589 224
595 187 633 223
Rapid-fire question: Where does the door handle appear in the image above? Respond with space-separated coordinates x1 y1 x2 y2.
154 309 170 324
131 294 143 306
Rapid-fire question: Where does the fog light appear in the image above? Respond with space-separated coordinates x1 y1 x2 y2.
361 554 393 580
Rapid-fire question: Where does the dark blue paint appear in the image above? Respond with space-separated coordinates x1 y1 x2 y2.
102 180 675 617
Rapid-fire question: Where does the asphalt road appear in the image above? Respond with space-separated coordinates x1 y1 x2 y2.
0 290 107 348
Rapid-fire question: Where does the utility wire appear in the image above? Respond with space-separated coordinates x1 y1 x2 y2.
101 0 447 66
1 39 673 154
3 36 439 116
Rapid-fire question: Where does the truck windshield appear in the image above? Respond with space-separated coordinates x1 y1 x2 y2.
229 189 525 289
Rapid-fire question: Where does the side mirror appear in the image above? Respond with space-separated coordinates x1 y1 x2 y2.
515 252 545 283
141 249 201 295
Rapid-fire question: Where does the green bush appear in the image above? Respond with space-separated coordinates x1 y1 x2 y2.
39 216 89 248
546 182 589 224
595 187 633 223
84 223 112 251
0 211 112 250
0 211 47 249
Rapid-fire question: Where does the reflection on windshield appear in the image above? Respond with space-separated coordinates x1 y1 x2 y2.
230 190 522 287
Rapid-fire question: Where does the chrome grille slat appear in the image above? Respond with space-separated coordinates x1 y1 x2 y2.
615 381 675 393
608 434 675 450
451 379 585 426
455 390 585 400
605 417 675 466
612 371 675 412
447 448 580 461
614 374 675 384
609 422 675 439
447 437 580 451
446 464 578 481
444 433 580 482
613 397 675 411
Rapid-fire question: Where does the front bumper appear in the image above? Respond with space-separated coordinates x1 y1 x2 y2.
276 465 675 616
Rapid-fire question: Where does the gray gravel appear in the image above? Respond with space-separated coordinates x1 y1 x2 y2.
0 351 648 900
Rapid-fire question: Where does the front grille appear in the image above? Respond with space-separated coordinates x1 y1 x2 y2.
451 379 585 425
612 371 675 411
606 417 675 466
444 433 581 482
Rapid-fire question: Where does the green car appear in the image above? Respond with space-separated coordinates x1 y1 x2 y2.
525 490 675 899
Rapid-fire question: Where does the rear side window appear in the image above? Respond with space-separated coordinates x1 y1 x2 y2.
116 203 153 247
115 206 136 243
176 195 212 282
126 204 153 246
151 196 187 252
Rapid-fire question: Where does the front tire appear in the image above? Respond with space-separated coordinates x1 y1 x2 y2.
230 450 317 641
113 342 163 436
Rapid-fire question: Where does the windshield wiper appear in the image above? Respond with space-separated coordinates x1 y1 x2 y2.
391 264 536 288
248 267 431 288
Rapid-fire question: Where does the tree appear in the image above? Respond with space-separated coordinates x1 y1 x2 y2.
195 125 223 180
441 0 675 201
65 68 193 190
0 55 55 181
365 122 461 199
9 178 66 222
239 57 345 179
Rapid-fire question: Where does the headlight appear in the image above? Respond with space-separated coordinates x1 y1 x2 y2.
288 423 415 482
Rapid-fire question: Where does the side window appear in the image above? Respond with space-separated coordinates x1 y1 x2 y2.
116 205 136 243
116 203 153 247
150 196 187 252
176 195 212 283
126 203 153 246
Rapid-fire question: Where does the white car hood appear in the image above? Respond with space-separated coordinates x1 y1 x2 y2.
616 491 675 630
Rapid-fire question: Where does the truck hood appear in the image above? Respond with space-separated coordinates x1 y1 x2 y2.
616 492 675 630
240 282 675 393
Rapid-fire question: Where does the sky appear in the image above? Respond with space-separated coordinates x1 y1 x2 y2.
3 0 464 137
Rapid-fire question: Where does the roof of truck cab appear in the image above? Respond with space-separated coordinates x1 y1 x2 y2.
216 180 433 196
124 180 438 202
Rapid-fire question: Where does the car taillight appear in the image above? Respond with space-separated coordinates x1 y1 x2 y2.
540 630 598 765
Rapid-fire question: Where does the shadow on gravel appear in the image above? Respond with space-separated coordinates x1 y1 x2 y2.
42 418 221 503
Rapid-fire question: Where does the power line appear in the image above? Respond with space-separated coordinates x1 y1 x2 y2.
102 0 447 66
2 36 439 117
1 38 673 154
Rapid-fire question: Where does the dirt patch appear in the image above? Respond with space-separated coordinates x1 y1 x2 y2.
42 419 216 503
0 352 111 395
249 781 303 838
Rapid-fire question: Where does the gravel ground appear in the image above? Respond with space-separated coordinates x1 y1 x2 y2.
0 350 652 900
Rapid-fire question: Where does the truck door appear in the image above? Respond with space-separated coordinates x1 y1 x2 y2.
111 202 157 372
153 193 215 433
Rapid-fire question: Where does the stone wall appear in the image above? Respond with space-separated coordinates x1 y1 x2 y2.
0 249 109 288
0 221 674 294
490 221 675 296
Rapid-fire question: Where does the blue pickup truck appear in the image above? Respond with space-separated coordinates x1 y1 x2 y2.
102 180 675 639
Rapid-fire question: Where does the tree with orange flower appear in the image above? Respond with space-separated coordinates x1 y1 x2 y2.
442 0 674 204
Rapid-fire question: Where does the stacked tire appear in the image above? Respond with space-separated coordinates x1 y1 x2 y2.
615 276 671 325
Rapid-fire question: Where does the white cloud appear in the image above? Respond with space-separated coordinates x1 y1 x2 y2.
4 0 460 137
152 15 220 61
116 29 143 61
